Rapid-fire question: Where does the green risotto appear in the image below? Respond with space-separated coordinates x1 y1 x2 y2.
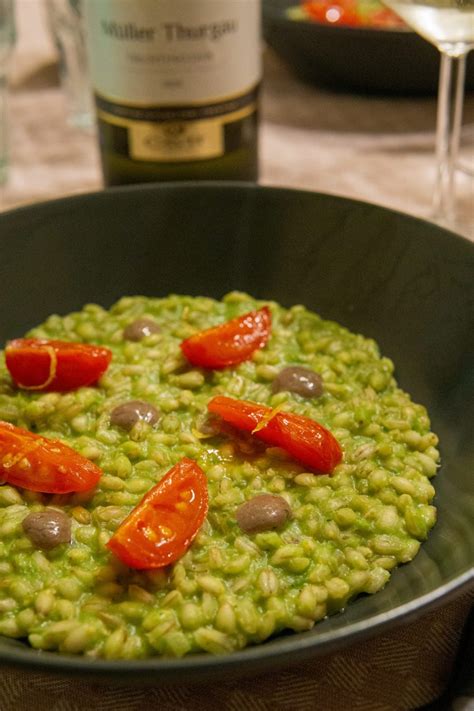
0 292 439 658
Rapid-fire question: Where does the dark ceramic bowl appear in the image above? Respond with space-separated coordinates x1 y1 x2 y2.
0 183 473 683
263 0 474 94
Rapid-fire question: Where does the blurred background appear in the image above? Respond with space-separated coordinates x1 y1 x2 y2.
0 0 473 237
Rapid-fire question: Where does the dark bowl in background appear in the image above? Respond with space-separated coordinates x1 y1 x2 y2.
0 183 472 684
263 0 474 94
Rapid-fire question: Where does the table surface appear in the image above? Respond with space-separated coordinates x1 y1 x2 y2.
1 0 473 242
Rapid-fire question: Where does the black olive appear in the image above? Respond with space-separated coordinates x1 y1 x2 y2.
272 366 323 398
110 400 160 431
236 494 292 534
22 509 71 550
123 318 161 342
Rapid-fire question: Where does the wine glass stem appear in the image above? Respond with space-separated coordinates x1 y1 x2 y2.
432 52 467 222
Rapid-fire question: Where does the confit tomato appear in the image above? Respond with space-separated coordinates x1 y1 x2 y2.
5 338 112 392
107 457 209 570
208 396 342 474
180 306 271 369
0 420 102 493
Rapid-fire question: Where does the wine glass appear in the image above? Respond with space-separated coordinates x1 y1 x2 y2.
381 0 474 228
45 0 93 129
0 0 16 185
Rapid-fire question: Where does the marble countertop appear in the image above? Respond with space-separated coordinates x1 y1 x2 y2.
1 0 473 239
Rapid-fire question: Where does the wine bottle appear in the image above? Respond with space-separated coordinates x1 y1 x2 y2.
83 0 261 186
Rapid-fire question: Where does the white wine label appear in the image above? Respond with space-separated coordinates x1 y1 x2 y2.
97 101 257 161
129 118 223 162
84 0 261 106
84 0 261 163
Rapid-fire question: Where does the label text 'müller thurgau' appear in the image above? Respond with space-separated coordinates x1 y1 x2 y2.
100 20 238 42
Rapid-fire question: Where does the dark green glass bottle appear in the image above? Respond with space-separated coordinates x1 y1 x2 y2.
84 0 261 186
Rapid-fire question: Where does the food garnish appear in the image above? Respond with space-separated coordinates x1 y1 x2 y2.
5 338 112 391
236 494 292 534
107 457 209 569
180 306 271 369
0 420 102 493
22 509 71 549
208 396 342 473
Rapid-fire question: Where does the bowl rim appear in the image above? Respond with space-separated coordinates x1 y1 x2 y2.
0 182 473 679
0 571 472 678
2 182 472 250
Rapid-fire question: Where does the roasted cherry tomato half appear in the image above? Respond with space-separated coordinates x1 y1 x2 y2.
5 338 112 392
0 420 102 493
107 457 209 570
208 396 342 474
180 306 271 369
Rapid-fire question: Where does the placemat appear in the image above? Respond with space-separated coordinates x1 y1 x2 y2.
0 590 472 711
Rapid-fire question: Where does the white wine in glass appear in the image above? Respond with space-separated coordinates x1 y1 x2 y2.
382 0 474 226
